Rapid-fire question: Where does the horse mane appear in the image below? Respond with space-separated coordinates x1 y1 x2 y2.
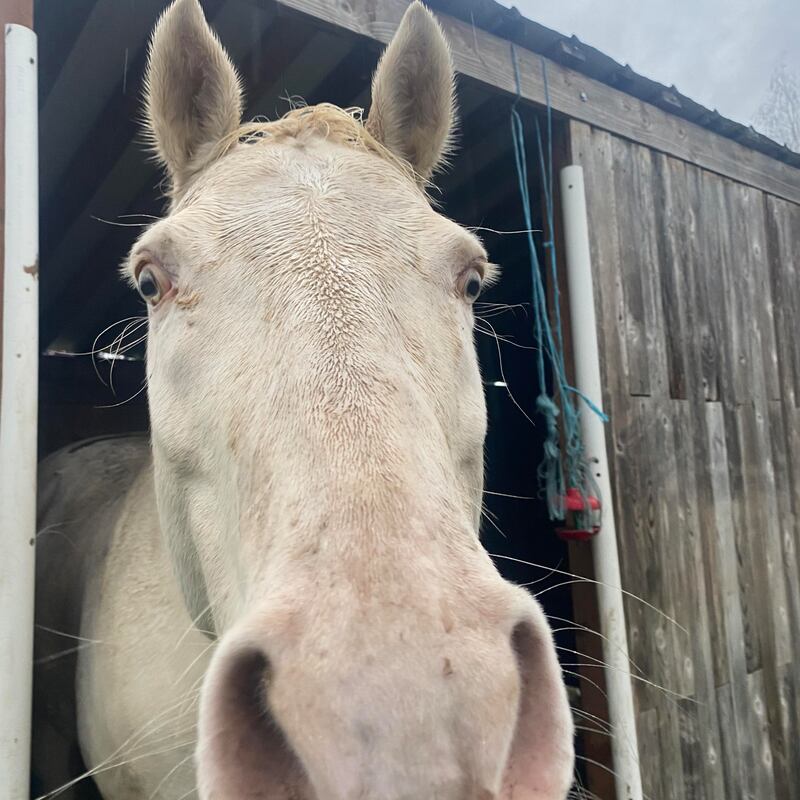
217 103 429 192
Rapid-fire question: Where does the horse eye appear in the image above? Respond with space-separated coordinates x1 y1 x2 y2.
136 265 169 306
460 268 483 303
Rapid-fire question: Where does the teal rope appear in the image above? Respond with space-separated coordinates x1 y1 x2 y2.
509 45 607 521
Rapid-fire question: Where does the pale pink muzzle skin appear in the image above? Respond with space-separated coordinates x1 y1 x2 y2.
195 592 574 800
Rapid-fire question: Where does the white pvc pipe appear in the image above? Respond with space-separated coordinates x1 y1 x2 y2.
560 165 643 800
0 23 39 799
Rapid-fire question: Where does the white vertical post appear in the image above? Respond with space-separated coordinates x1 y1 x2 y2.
560 165 643 800
0 22 38 799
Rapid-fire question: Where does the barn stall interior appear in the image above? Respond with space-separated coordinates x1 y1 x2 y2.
4 0 799 797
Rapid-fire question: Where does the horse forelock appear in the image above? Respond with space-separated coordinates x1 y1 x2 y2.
178 103 430 203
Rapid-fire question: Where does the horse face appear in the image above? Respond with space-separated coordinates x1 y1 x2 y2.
126 1 574 797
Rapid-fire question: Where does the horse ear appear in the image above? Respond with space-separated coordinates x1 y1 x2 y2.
366 2 456 181
144 0 243 196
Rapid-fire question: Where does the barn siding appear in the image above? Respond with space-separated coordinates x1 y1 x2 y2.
569 120 800 799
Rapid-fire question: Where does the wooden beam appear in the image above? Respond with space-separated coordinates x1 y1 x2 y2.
38 0 189 206
246 29 354 119
266 0 800 204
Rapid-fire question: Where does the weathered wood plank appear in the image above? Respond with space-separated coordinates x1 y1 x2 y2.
714 684 738 799
677 698 703 800
747 195 781 402
705 404 753 792
741 400 793 668
268 0 800 204
626 397 661 713
782 402 800 798
631 145 670 399
722 403 762 673
746 669 779 800
731 400 792 798
724 182 781 403
652 155 693 400
673 401 726 800
611 137 651 396
650 400 690 698
765 196 800 407
657 695 686 800
716 176 759 405
780 402 800 614
689 400 728 687
686 167 726 401
767 401 800 662
632 397 686 800
670 165 707 405
757 399 800 800
717 676 781 800
776 662 800 800
637 708 663 800
604 396 653 714
611 141 669 397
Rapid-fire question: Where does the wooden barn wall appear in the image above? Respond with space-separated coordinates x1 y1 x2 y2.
569 120 800 799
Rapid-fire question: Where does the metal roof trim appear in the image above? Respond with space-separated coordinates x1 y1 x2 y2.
429 0 800 169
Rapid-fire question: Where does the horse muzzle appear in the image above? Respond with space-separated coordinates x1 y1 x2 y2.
195 587 574 800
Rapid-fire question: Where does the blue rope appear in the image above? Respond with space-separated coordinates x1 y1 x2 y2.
509 45 607 521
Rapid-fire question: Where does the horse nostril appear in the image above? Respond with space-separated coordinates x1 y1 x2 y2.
218 647 272 735
196 643 310 799
501 611 575 799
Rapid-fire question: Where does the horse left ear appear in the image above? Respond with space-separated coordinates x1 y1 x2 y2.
366 2 456 181
144 0 243 197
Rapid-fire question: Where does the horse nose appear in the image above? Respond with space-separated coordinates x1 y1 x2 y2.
195 590 574 800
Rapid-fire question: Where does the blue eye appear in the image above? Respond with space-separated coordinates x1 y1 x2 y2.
460 268 483 303
138 269 159 300
136 265 171 306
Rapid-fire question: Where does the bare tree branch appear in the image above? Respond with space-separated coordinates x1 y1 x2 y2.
754 61 800 152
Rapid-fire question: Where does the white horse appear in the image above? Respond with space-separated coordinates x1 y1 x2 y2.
33 1 574 797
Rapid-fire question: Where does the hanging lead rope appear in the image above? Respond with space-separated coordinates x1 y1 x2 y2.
509 45 607 526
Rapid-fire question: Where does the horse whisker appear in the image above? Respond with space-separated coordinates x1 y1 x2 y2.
94 381 147 409
477 318 538 428
147 751 197 799
491 552 689 635
34 624 102 644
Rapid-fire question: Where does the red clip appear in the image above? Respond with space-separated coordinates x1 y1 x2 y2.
556 487 601 541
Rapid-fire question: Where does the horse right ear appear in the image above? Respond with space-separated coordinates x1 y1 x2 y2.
144 0 243 197
366 2 455 181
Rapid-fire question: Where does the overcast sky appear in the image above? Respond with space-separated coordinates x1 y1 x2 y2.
499 0 800 130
